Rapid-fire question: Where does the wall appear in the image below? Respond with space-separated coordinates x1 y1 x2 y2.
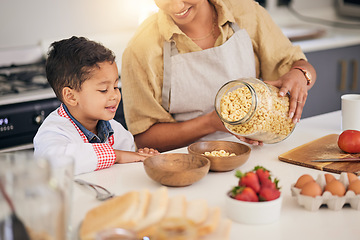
0 0 149 48
0 0 158 69
0 0 336 49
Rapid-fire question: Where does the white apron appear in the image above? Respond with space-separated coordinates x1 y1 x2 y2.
162 22 256 140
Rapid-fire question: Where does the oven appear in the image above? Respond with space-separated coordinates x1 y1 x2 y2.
0 98 61 150
0 45 126 152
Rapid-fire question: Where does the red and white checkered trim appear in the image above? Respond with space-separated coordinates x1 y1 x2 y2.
58 105 88 142
92 143 116 169
58 104 116 170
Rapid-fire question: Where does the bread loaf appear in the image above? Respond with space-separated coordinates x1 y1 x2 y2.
80 187 232 240
198 207 221 236
186 199 208 225
200 218 232 240
128 189 150 225
80 191 139 240
133 187 168 234
164 195 186 219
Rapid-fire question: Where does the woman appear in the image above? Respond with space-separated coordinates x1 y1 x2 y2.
121 0 316 152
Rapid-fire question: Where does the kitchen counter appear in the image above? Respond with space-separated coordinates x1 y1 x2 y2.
271 6 360 53
72 110 359 240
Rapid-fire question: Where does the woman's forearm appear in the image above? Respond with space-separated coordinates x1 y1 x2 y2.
134 110 227 152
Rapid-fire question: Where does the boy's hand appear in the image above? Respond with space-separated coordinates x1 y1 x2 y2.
114 148 159 164
137 147 159 156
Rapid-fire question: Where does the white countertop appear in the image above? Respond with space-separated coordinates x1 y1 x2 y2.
72 110 359 240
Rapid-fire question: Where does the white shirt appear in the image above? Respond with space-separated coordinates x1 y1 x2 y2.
33 106 135 175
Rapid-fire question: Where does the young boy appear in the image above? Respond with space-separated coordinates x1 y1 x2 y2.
33 36 158 175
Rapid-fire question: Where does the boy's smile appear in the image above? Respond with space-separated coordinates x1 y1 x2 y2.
105 104 118 113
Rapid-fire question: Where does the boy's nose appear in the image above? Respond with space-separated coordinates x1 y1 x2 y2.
111 89 121 101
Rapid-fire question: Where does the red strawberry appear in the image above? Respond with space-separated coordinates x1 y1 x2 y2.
258 187 281 201
236 170 260 193
254 166 271 183
261 177 280 190
232 186 259 202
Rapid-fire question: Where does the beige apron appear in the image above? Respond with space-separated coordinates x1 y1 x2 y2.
162 23 256 140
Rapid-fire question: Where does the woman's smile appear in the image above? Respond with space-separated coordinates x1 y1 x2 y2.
175 7 190 17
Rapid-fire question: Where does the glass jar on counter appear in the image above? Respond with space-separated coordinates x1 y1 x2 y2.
0 151 65 240
215 77 296 143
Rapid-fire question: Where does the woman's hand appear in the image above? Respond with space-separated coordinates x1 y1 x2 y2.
206 110 229 132
209 110 263 146
265 70 307 124
234 135 263 146
264 60 316 124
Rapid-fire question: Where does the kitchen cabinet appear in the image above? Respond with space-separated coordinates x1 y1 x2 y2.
302 44 360 118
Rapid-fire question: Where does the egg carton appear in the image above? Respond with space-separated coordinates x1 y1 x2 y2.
291 172 360 211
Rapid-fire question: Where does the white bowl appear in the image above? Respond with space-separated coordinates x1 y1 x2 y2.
225 192 282 225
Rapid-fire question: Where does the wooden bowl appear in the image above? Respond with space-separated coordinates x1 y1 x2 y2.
143 153 210 187
187 141 251 172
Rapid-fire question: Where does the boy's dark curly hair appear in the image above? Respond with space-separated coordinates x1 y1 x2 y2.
46 36 116 102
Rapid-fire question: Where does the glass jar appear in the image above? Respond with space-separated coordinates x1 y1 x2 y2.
215 77 296 143
0 151 65 240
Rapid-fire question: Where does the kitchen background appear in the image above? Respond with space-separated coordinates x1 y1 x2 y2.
0 0 158 67
0 0 360 151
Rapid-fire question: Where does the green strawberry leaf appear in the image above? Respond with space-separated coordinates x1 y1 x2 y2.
235 170 244 179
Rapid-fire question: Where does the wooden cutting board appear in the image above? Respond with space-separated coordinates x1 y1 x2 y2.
278 134 360 176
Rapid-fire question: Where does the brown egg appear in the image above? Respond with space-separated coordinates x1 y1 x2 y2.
324 174 336 184
295 174 315 189
300 181 322 197
348 179 360 195
324 180 346 196
347 172 358 183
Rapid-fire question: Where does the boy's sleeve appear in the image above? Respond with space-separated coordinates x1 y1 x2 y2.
33 116 115 175
92 143 116 171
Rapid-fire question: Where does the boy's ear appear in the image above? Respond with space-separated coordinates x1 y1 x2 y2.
62 87 77 106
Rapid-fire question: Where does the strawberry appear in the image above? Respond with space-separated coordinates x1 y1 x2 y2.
236 170 260 193
258 187 281 201
231 166 281 202
254 166 280 190
232 186 259 202
260 177 277 189
254 165 271 184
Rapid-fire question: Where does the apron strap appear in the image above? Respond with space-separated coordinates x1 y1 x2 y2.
229 22 241 32
162 41 172 111
161 22 241 111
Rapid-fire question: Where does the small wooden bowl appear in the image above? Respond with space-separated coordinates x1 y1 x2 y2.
187 141 251 172
143 153 210 187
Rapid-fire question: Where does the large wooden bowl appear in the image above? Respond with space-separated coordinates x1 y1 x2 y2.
143 153 210 187
188 141 251 172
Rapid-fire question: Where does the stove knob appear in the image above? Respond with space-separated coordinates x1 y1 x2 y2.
34 111 45 125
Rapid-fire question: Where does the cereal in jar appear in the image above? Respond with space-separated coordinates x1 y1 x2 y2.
214 77 295 143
